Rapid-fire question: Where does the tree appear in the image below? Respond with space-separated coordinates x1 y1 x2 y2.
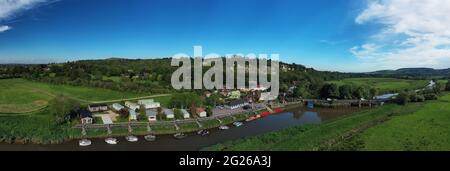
320 83 339 99
339 84 353 99
446 80 450 91
174 108 183 120
396 92 410 105
118 108 129 118
205 93 222 107
205 106 213 117
353 87 367 99
369 88 378 99
48 95 80 124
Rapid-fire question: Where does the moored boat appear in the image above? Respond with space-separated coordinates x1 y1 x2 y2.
79 139 92 147
219 125 230 130
197 130 210 136
245 116 258 122
233 121 244 127
125 135 138 142
273 107 284 113
144 135 156 142
174 133 187 139
105 137 118 145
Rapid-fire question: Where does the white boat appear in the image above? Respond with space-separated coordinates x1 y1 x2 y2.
174 133 187 139
125 135 138 142
197 130 210 136
219 125 230 130
144 135 156 142
105 137 118 145
233 122 244 127
78 139 92 146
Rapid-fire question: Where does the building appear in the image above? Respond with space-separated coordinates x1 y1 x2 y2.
138 99 160 109
79 109 93 124
88 104 108 112
112 103 125 111
129 110 138 121
163 109 175 119
180 109 190 119
125 101 140 111
225 99 249 110
146 109 157 122
196 108 207 118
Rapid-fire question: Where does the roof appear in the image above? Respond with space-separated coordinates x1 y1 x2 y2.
146 110 157 116
227 99 247 106
113 103 125 108
89 103 107 107
138 99 156 104
163 109 174 115
101 115 113 125
196 108 205 113
180 109 189 115
78 109 92 118
129 110 137 116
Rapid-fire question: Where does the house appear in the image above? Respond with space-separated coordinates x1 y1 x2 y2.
180 109 190 119
88 104 108 112
125 101 140 111
112 103 125 111
196 108 207 118
138 99 160 109
225 99 249 110
163 109 175 119
146 109 157 122
129 110 138 121
426 80 436 89
79 109 93 124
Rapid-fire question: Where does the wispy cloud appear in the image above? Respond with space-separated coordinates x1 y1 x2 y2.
351 0 450 70
0 25 11 32
0 0 47 33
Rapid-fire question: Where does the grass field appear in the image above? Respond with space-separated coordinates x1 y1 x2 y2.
0 79 162 114
327 78 429 93
205 93 450 151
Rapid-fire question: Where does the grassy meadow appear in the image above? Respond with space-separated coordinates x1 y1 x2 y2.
327 78 429 93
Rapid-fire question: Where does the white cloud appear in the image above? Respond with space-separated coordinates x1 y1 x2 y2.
0 25 11 32
352 0 450 70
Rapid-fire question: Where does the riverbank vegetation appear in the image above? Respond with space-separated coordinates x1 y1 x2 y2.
204 93 450 151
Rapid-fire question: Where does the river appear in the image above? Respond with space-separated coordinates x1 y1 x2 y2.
0 106 364 151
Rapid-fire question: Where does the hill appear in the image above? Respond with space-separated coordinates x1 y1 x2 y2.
369 68 450 77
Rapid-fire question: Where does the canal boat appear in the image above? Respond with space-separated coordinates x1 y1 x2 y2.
273 107 284 113
260 111 272 117
219 125 230 130
245 116 258 122
197 130 210 136
78 139 92 147
174 133 187 139
125 135 138 142
105 137 118 145
144 135 156 142
233 121 244 127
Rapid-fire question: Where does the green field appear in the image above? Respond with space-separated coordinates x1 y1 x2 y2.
0 79 160 114
205 93 450 151
327 78 429 93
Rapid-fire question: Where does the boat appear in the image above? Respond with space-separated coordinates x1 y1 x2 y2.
260 111 272 117
273 107 284 113
105 137 118 145
233 121 244 127
78 139 92 147
174 133 187 139
197 130 210 136
144 135 156 142
219 125 230 130
125 135 138 142
245 116 258 122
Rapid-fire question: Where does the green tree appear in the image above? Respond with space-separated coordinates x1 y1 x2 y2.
352 87 367 99
48 95 80 124
320 83 339 99
339 84 353 99
446 80 450 91
396 92 410 105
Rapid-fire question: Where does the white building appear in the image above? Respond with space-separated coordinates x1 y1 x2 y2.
146 110 157 122
163 109 175 119
129 110 138 121
225 99 249 110
112 103 125 111
196 108 207 118
180 109 190 119
138 99 160 109
125 101 140 111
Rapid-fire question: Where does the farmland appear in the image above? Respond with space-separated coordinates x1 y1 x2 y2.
327 78 429 93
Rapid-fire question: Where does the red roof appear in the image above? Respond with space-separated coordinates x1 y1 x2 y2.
196 108 205 113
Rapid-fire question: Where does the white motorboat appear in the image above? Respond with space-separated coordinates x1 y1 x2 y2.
125 135 138 142
78 139 92 147
144 135 156 142
197 130 210 136
233 122 244 127
219 125 230 130
174 133 187 139
105 137 118 145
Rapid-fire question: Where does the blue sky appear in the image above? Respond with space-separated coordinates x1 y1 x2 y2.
1 0 449 72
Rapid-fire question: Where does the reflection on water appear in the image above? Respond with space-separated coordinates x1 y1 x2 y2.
0 106 364 151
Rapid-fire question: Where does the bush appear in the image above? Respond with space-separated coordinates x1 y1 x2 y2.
396 92 410 105
424 93 438 100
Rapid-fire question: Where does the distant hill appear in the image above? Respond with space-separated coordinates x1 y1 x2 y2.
369 68 450 77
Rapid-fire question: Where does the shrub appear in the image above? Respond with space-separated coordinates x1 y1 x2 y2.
424 93 438 100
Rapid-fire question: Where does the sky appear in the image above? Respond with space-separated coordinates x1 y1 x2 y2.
0 0 449 72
